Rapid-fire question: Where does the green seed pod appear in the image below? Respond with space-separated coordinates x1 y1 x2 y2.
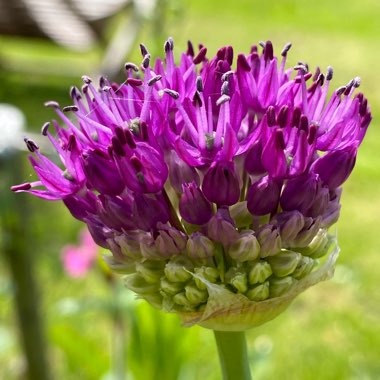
269 276 297 298
136 260 165 284
228 230 260 262
246 281 270 301
266 250 301 277
248 260 273 284
194 266 220 290
164 256 193 282
225 267 248 293
292 255 316 279
185 284 208 305
125 273 160 295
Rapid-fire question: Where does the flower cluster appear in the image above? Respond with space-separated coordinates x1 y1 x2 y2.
13 38 371 330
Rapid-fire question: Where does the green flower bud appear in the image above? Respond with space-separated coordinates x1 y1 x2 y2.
102 255 135 274
136 260 165 284
269 276 297 298
114 233 142 259
185 284 208 305
160 277 184 295
246 281 270 301
229 201 253 228
248 260 273 284
291 216 322 248
173 292 194 310
225 267 248 293
194 266 220 290
292 256 316 279
228 230 260 262
256 225 282 257
125 273 160 295
296 229 333 258
143 292 163 309
164 256 193 282
186 233 215 259
266 250 301 277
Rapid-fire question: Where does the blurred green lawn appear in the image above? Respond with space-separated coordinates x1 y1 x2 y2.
1 0 380 379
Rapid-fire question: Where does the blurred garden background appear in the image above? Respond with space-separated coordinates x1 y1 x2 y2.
0 0 379 379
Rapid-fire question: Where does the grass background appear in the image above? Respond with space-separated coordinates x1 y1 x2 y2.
0 0 379 379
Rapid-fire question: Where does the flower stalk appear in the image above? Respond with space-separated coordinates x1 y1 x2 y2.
214 330 252 380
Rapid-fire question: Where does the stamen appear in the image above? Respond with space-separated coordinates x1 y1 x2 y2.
148 75 162 86
267 106 276 127
264 41 274 61
81 75 92 84
187 40 195 57
142 54 151 69
99 76 107 88
115 126 126 145
294 64 308 74
292 107 302 128
277 105 289 128
140 121 149 141
299 115 309 132
326 66 334 81
125 62 139 72
163 89 180 100
275 129 286 150
62 105 79 113
237 54 251 72
193 47 207 64
196 76 203 92
24 138 39 152
44 101 59 108
216 94 230 106
307 123 318 144
221 81 229 96
111 136 126 156
336 86 347 96
192 91 203 107
124 128 137 148
221 70 234 82
139 43 149 57
281 42 292 57
41 122 50 136
164 37 174 52
70 86 81 100
11 183 32 191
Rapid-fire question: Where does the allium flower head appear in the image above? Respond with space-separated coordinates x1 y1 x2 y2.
12 38 371 330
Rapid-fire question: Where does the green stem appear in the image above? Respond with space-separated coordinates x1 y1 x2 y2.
214 330 252 380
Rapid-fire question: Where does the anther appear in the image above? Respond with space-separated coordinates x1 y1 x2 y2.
142 54 151 69
148 75 162 86
125 62 139 72
221 81 229 96
359 98 368 117
41 122 50 136
259 41 266 49
316 73 325 86
277 105 289 128
99 76 107 88
124 128 136 148
196 76 203 92
344 79 354 95
115 126 126 145
62 105 79 113
127 78 143 87
221 70 234 82
24 138 39 152
292 107 302 128
163 89 180 99
336 86 347 96
44 100 59 108
164 37 174 52
353 76 361 88
299 115 309 132
70 86 81 100
111 136 126 156
281 42 292 57
267 106 276 127
216 94 230 106
102 86 112 92
326 66 333 81
193 47 207 64
140 43 149 57
67 135 76 151
307 123 318 144
81 75 92 84
187 40 195 57
294 64 308 74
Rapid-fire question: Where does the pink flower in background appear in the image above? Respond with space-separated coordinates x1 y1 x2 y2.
62 230 98 277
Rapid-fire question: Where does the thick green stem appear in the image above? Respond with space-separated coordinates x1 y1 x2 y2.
214 330 252 380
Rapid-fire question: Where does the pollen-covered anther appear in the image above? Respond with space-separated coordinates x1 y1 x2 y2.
142 54 151 69
163 89 180 100
216 94 230 106
326 66 334 81
125 62 139 72
281 42 292 57
44 100 59 108
41 122 50 136
148 75 162 86
81 75 92 84
24 138 39 152
62 105 79 113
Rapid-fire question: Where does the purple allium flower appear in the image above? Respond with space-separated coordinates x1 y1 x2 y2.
13 38 371 330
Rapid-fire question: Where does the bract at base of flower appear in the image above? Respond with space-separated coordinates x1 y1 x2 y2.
179 243 339 331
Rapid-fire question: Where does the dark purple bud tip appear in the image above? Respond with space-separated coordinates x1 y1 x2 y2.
62 105 79 113
125 62 139 72
115 126 126 145
192 91 203 107
267 106 276 127
237 54 251 72
187 40 195 57
221 70 234 82
81 75 92 84
307 123 318 144
127 78 143 87
326 66 333 81
11 183 32 192
277 105 289 128
111 136 126 157
24 138 39 152
221 81 229 96
139 43 149 57
264 41 274 61
275 129 286 150
44 100 59 108
196 76 203 92
216 94 230 106
163 89 180 100
281 42 292 57
292 107 302 128
130 156 143 172
148 75 162 86
142 54 151 69
193 47 207 64
247 176 280 216
299 115 309 132
124 128 136 148
41 122 50 136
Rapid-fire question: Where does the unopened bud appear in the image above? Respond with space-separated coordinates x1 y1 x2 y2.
269 276 297 298
292 256 316 279
275 211 305 244
187 233 215 259
298 230 335 259
164 256 193 282
248 260 273 284
256 225 282 257
266 250 301 277
291 217 321 247
229 201 253 229
125 273 160 295
225 268 248 293
185 284 208 305
194 266 220 290
246 281 270 301
136 260 165 284
208 209 240 246
173 292 193 309
160 277 184 295
228 231 260 262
